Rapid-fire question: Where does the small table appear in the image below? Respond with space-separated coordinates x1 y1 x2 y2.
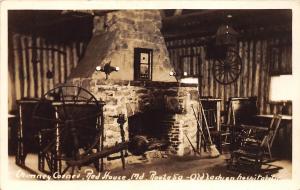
255 114 292 121
239 124 269 131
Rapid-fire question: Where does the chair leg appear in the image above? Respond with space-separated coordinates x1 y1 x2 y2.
38 152 45 172
217 133 222 154
38 133 45 172
70 166 75 180
120 150 126 170
267 143 272 160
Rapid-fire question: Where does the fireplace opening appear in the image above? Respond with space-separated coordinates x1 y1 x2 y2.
128 108 173 150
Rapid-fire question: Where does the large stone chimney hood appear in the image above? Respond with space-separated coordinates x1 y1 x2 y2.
69 10 176 82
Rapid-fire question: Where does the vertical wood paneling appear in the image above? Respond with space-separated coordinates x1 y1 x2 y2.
48 43 54 90
53 44 59 85
248 41 253 97
236 42 242 98
63 45 68 82
199 46 205 97
72 42 78 68
261 40 268 114
8 33 15 111
28 37 35 97
8 33 87 112
257 40 263 114
36 37 42 98
66 46 71 76
209 59 213 97
166 36 292 115
21 36 27 97
253 41 260 96
43 40 50 94
243 41 249 97
13 35 21 101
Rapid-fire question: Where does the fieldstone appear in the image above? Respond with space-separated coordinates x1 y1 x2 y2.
190 90 199 101
106 98 118 105
183 147 191 155
105 130 116 138
106 125 121 133
104 116 115 124
178 91 188 97
104 91 114 97
104 107 115 112
116 106 124 114
118 17 135 26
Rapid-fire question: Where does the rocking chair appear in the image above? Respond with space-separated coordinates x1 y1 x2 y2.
227 114 282 172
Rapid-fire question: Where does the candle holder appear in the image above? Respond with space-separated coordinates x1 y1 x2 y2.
96 61 120 79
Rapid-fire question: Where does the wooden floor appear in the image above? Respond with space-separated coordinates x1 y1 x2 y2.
8 152 292 180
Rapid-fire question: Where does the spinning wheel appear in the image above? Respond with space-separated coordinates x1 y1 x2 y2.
32 86 104 175
212 49 242 85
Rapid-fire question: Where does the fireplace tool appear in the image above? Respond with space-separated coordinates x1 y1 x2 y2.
191 103 220 158
184 131 201 156
107 114 127 169
196 60 220 157
199 100 220 158
191 105 207 153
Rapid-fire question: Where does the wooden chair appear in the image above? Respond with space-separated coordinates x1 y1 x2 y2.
217 100 234 153
254 114 282 160
228 114 282 172
217 97 258 152
227 97 259 150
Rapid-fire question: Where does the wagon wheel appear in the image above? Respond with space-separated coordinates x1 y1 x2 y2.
32 86 104 176
212 49 242 85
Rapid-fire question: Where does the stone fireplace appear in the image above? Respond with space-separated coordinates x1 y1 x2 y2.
68 10 199 157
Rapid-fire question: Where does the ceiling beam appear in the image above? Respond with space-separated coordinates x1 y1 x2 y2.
163 9 291 30
162 10 291 40
164 24 291 43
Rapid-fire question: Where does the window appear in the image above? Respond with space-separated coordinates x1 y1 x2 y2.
269 75 293 102
134 48 153 80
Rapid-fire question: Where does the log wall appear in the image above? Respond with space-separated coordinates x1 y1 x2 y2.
8 33 88 112
166 36 292 115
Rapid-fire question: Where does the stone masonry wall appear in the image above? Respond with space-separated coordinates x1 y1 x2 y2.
71 78 199 156
70 10 176 81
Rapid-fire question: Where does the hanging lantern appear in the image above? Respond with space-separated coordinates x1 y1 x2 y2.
215 24 238 46
215 14 238 46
